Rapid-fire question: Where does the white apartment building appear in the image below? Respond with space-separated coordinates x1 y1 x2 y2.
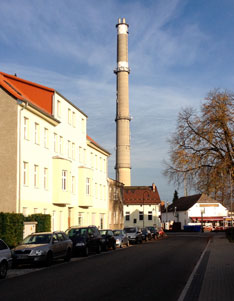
0 71 110 231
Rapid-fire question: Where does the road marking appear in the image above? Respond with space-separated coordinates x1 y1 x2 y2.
177 238 211 301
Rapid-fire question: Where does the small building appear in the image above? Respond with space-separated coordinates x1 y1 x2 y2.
123 184 161 229
161 194 228 230
108 178 124 230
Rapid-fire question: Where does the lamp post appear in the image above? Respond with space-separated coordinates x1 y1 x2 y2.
143 191 150 228
201 207 205 232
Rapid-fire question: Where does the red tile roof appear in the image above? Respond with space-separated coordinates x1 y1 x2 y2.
124 185 161 205
0 72 54 115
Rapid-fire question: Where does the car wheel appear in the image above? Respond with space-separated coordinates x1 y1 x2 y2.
96 243 101 254
140 238 143 244
45 252 53 266
64 248 72 262
0 261 7 279
83 246 89 257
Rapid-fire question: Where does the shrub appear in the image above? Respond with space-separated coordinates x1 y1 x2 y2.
0 212 24 247
25 214 51 232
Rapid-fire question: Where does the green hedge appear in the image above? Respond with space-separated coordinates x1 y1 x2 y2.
0 213 24 248
25 214 51 232
0 212 51 247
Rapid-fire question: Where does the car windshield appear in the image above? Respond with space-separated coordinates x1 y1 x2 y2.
113 230 122 236
99 230 107 236
124 228 136 233
22 234 52 245
66 228 88 237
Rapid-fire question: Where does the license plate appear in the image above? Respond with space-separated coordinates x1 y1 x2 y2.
76 243 84 246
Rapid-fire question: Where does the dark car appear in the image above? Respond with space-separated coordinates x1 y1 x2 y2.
124 227 143 244
12 232 73 267
141 228 152 241
66 226 102 256
146 226 159 240
99 230 116 251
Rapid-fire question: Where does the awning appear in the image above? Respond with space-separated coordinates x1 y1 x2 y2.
190 216 224 221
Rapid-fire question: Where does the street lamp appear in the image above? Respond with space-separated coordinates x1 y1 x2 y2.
200 207 205 232
143 191 150 228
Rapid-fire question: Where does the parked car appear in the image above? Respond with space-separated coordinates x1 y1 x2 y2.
141 228 152 241
12 232 72 267
124 227 143 244
66 226 102 256
113 230 129 248
146 226 159 240
0 239 12 279
99 230 116 251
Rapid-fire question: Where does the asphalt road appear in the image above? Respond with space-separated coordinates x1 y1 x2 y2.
0 234 209 301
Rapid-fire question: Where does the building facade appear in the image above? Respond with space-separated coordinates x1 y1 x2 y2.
161 194 228 230
108 178 124 230
0 72 110 231
123 184 161 229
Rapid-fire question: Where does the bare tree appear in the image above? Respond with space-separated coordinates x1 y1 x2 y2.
164 90 234 205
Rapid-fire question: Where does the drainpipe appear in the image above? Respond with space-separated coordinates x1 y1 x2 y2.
17 100 28 213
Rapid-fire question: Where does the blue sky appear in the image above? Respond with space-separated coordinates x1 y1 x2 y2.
1 0 234 202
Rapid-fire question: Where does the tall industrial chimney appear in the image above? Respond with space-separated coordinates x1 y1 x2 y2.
114 18 131 186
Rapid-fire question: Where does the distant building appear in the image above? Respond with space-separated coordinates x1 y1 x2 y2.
108 178 124 230
123 184 161 229
0 71 110 231
161 194 228 229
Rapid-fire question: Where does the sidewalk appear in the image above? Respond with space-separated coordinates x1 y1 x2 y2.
198 232 234 300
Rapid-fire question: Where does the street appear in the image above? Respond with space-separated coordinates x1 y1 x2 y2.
0 234 209 301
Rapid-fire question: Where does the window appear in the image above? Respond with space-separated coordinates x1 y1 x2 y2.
44 128 49 148
62 170 67 191
95 183 98 198
125 212 130 221
54 133 58 153
34 123 40 145
92 213 96 225
59 136 63 154
148 211 152 221
23 162 29 186
68 140 71 158
139 211 143 221
68 108 72 125
23 207 28 216
86 178 90 195
34 165 39 188
24 117 29 140
78 212 83 226
44 168 48 190
79 147 83 163
95 155 98 169
57 100 61 117
72 176 75 194
0 240 8 250
84 149 86 164
72 143 75 160
72 112 76 127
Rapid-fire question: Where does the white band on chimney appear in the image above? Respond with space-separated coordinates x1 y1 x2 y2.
118 61 128 68
118 24 128 35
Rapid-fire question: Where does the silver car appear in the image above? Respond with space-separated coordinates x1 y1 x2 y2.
0 239 12 279
113 230 129 248
13 232 73 267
